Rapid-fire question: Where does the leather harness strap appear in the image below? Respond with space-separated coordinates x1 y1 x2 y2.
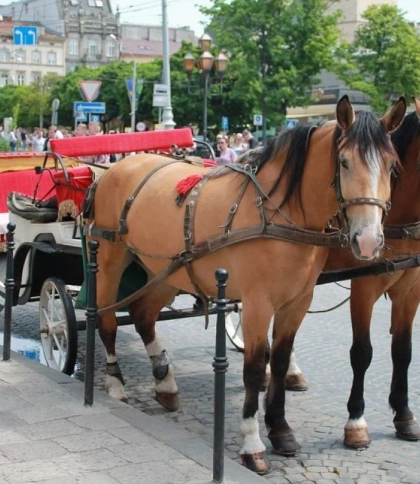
118 160 182 235
384 221 420 240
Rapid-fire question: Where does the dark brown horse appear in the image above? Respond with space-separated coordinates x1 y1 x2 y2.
85 96 405 474
288 99 420 449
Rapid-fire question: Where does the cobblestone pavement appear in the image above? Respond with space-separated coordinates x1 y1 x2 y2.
2 254 420 483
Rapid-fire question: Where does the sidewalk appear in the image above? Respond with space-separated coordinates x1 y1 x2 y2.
0 349 268 484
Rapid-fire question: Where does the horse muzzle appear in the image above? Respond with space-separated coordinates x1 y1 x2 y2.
350 225 384 260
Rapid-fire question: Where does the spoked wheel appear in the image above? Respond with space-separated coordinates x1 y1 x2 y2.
225 303 244 352
39 277 78 375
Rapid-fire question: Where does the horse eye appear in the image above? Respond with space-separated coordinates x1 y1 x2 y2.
339 157 349 170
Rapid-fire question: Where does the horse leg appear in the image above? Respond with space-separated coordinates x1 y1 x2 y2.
266 302 310 457
285 349 308 391
388 289 420 441
240 300 273 475
95 241 131 402
129 284 180 412
344 281 375 448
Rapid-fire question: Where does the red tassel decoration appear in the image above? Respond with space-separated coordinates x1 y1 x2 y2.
175 174 204 206
176 174 204 196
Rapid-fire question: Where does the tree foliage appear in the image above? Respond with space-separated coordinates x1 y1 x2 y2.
335 5 420 113
200 0 342 129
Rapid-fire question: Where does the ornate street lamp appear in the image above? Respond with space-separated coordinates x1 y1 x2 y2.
183 34 229 140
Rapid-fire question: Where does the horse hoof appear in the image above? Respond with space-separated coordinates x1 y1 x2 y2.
285 374 308 392
241 452 272 475
344 428 370 449
155 391 180 412
395 419 420 441
270 433 300 456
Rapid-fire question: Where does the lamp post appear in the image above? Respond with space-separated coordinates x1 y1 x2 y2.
183 33 229 140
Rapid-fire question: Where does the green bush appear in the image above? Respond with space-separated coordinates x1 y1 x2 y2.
0 138 10 152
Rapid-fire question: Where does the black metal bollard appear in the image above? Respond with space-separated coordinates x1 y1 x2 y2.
212 268 229 484
2 223 16 362
84 240 99 406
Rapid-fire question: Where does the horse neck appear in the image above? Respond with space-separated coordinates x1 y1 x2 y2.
388 141 420 224
297 127 337 230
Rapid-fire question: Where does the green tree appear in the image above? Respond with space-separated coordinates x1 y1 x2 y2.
336 5 420 113
200 0 341 134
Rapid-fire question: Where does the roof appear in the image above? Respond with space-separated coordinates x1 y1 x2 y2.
121 38 184 58
0 16 64 40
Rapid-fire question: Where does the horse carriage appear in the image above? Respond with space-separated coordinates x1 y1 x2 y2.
2 95 420 475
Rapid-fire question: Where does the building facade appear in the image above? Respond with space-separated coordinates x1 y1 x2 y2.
286 0 399 123
328 0 397 41
0 17 65 86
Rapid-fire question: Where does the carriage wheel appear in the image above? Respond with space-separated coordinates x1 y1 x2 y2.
39 277 78 375
225 303 244 352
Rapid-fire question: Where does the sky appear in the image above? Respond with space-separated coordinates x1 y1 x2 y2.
113 0 419 36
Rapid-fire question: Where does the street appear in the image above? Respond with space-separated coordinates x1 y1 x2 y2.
1 253 420 482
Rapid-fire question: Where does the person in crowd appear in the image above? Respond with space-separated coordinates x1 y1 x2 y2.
74 123 88 137
243 129 259 150
43 125 57 151
216 135 237 165
213 133 223 158
20 128 27 150
88 121 110 164
231 133 247 156
9 128 18 152
32 128 46 152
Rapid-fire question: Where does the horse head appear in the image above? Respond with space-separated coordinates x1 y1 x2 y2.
334 95 406 260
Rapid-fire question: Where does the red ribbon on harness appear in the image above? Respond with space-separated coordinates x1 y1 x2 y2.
175 174 204 206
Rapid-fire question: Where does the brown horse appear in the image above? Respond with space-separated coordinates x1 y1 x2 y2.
287 99 420 449
85 96 405 474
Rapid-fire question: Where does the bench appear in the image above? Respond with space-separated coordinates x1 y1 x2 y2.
49 128 194 157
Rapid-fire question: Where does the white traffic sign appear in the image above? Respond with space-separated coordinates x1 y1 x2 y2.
253 114 263 126
80 80 101 102
153 84 169 107
285 119 298 128
136 122 146 131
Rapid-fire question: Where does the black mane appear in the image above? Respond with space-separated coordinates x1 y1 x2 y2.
333 111 397 173
242 125 314 209
391 111 420 164
239 111 397 211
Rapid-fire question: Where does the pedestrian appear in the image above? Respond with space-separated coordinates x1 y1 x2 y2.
9 129 18 152
230 133 247 156
243 129 258 150
88 121 110 164
216 136 237 165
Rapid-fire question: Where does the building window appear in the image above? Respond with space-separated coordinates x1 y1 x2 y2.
32 50 41 64
31 72 41 83
16 73 25 85
0 49 8 62
0 73 8 86
47 51 57 65
106 38 116 57
70 0 78 4
88 40 97 56
14 49 25 63
68 38 79 56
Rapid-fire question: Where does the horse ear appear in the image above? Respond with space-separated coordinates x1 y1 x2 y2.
336 95 355 131
381 97 407 133
413 97 420 117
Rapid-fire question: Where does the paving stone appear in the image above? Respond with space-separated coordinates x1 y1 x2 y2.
0 440 69 462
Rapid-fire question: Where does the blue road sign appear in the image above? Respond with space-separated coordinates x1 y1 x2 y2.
90 114 100 123
13 26 38 46
73 101 106 116
221 116 229 130
285 119 298 128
